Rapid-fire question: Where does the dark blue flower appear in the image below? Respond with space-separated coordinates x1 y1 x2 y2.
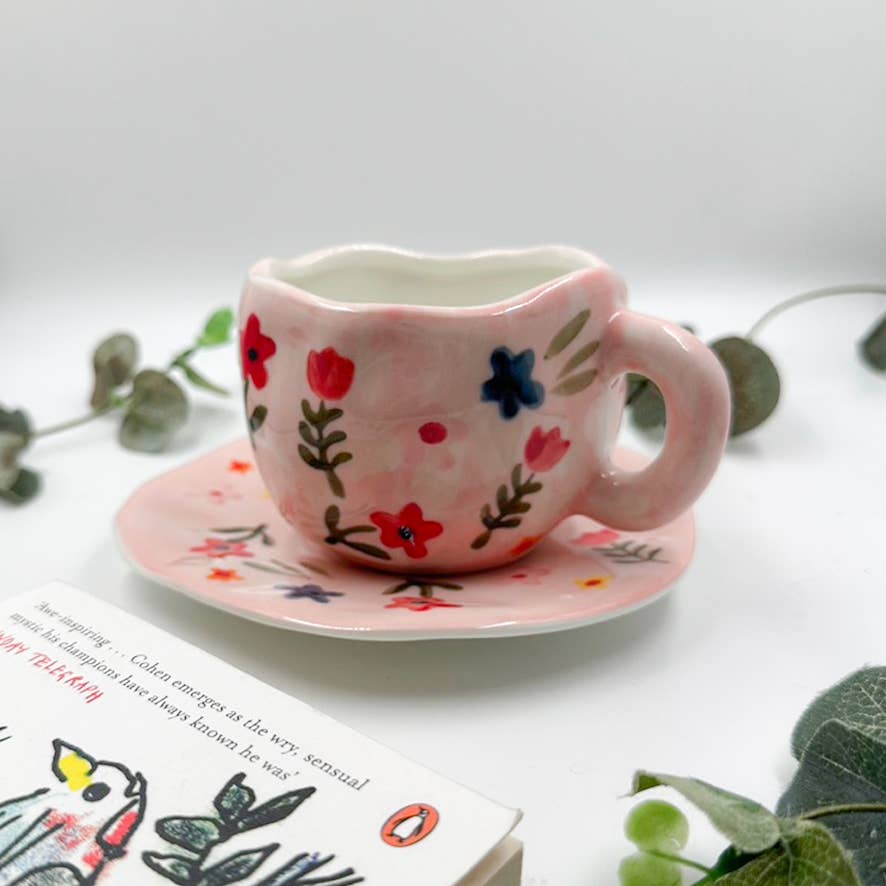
276 583 344 604
481 347 545 419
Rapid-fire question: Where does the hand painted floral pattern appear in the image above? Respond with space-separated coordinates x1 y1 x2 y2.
240 314 276 389
371 503 443 559
208 568 242 582
508 566 552 586
574 576 611 590
524 426 570 472
571 528 620 547
509 536 542 558
384 596 462 612
307 348 355 401
276 583 344 604
190 538 254 559
472 463 542 550
228 459 253 474
481 347 545 419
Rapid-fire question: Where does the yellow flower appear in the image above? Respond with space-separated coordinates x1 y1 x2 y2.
574 575 611 590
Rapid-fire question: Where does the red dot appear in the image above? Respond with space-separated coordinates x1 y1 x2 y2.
419 422 447 444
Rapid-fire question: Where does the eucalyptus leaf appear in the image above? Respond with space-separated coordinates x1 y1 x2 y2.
201 845 277 885
791 667 886 758
860 314 886 371
197 308 235 348
0 466 40 504
214 774 256 822
545 309 590 359
119 370 188 453
156 816 222 852
0 430 28 490
710 336 781 436
777 720 886 883
630 381 666 429
630 771 781 854
141 852 195 885
717 820 860 885
0 406 31 438
91 332 138 410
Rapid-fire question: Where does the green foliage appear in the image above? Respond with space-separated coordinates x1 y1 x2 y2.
618 852 681 886
2 306 234 504
619 666 886 884
710 336 780 436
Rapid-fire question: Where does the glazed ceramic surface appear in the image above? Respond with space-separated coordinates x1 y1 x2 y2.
240 245 726 573
115 439 695 641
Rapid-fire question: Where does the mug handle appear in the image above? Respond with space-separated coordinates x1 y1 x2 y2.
577 310 731 530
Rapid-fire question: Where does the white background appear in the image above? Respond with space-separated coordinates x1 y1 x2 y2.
2 3 885 883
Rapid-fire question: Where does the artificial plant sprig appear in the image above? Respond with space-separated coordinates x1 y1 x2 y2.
618 666 886 885
0 307 235 505
627 284 886 437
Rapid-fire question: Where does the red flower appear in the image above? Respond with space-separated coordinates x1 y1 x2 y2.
418 422 448 444
190 538 254 559
524 426 570 472
228 459 253 474
208 568 242 582
307 347 355 400
385 596 461 612
370 503 443 559
241 314 277 389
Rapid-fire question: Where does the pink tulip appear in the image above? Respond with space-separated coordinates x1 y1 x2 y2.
524 426 570 473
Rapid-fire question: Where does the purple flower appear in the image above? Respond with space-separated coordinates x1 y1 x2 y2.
276 583 344 604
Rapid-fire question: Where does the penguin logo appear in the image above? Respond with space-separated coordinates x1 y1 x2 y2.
381 803 440 847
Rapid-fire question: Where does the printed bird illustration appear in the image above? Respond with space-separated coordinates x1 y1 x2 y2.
389 807 429 844
0 739 146 886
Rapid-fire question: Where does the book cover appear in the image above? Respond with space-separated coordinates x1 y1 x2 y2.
0 582 520 886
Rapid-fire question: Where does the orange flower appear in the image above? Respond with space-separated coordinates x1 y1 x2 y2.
228 459 253 474
208 568 243 582
509 536 541 557
574 576 611 590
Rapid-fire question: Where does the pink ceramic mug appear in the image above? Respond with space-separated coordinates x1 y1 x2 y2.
240 245 730 573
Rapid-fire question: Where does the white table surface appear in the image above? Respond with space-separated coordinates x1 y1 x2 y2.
2 276 883 884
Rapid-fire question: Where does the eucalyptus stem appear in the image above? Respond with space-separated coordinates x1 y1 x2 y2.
800 802 886 820
747 284 886 340
31 395 130 440
645 849 712 875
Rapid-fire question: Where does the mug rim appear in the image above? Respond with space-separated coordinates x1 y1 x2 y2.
247 243 611 316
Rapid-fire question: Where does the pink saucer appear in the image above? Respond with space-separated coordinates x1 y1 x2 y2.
115 439 695 641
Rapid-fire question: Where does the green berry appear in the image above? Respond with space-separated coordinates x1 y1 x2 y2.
618 853 681 886
625 799 689 852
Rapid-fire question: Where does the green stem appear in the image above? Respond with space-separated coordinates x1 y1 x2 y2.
747 284 886 340
800 802 886 820
645 849 712 875
31 398 128 440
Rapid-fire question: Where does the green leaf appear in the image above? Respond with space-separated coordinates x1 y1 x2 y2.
341 540 391 560
319 430 347 450
214 774 255 822
176 361 228 396
297 445 323 469
0 466 40 504
239 786 315 832
202 845 278 885
499 517 522 528
119 370 189 452
141 852 196 885
249 405 267 432
326 469 345 498
629 381 666 430
197 307 235 347
496 484 509 511
324 506 340 531
298 422 320 448
522 480 543 494
156 816 222 852
301 399 317 423
91 333 138 410
0 430 28 490
710 336 781 437
717 820 860 885
0 406 31 438
631 771 781 853
859 313 886 371
330 451 353 467
383 582 412 595
551 368 598 396
558 340 600 379
471 531 492 550
791 667 886 758
545 309 591 359
778 720 886 883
